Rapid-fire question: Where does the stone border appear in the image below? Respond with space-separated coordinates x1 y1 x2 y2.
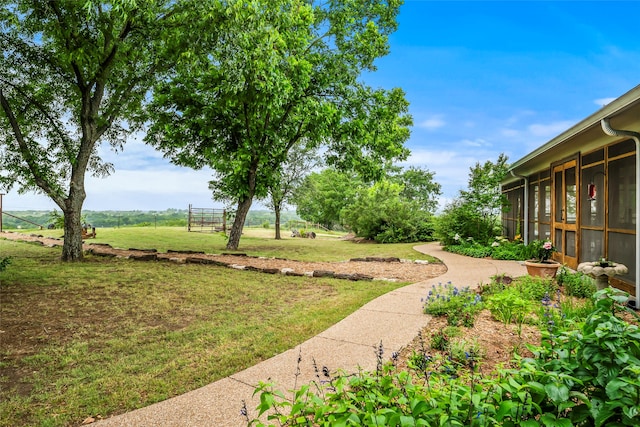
2 232 433 282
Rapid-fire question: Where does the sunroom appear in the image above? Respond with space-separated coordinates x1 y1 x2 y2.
501 85 639 300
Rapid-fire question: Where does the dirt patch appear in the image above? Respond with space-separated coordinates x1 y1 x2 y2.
396 310 542 376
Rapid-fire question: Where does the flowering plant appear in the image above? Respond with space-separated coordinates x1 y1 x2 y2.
529 240 556 263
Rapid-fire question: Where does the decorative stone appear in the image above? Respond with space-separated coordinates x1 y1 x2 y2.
284 270 305 277
129 253 157 261
312 270 335 278
577 261 628 290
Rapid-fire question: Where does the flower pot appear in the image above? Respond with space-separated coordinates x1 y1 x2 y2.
524 260 561 279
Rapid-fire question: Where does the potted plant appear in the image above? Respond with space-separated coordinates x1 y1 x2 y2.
524 240 561 278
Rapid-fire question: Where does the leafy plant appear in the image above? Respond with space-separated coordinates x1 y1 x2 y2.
526 239 557 262
490 239 530 260
508 288 640 426
422 282 483 326
342 180 437 243
449 337 484 367
445 241 493 258
557 268 596 298
486 288 532 327
514 275 558 301
431 329 452 351
248 288 640 427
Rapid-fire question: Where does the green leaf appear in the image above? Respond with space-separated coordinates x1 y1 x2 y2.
400 415 416 427
496 400 516 420
605 378 629 400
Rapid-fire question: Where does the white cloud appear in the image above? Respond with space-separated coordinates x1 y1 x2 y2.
401 147 505 208
461 138 489 147
500 128 520 138
528 120 575 138
594 97 615 107
417 115 446 130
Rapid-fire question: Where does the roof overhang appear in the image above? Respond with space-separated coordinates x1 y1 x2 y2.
504 84 640 184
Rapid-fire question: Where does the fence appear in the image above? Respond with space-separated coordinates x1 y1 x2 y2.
187 205 233 233
287 219 329 232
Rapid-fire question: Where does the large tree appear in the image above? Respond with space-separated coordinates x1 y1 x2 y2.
146 0 411 250
0 0 177 260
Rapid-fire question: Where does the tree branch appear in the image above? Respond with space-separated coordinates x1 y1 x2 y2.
0 89 64 207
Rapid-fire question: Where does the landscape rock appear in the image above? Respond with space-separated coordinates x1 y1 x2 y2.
312 270 335 278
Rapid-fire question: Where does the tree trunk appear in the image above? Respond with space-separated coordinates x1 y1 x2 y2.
226 196 253 250
274 202 281 240
61 203 84 261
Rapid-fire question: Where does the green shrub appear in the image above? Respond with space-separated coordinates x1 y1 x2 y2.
490 239 529 260
342 180 437 244
435 199 501 246
508 288 640 426
261 221 270 229
430 329 450 351
449 337 483 367
557 268 597 298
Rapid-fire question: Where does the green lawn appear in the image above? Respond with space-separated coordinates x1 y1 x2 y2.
0 228 437 426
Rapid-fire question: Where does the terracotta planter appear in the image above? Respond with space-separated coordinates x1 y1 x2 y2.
524 260 561 279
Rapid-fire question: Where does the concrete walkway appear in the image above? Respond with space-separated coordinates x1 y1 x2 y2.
95 242 526 427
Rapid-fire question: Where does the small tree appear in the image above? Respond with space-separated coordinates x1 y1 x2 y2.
263 143 319 240
437 154 509 244
460 153 510 228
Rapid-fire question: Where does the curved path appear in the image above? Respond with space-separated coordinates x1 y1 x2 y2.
95 242 526 427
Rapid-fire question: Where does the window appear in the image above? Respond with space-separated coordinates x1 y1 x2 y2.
608 155 636 230
581 163 604 227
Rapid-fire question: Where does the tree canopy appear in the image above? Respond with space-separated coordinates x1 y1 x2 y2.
145 0 411 250
0 0 177 260
293 168 362 230
388 166 442 214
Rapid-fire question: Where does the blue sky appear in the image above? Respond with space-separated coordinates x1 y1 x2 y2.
6 0 640 212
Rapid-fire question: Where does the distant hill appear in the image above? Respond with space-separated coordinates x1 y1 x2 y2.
1 209 300 230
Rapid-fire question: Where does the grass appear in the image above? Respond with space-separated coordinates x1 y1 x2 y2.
0 228 435 426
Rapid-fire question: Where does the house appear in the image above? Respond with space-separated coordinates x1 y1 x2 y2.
501 84 639 301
